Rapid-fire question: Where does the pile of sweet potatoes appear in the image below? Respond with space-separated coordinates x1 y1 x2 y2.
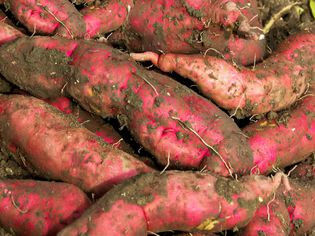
0 0 266 65
0 0 314 235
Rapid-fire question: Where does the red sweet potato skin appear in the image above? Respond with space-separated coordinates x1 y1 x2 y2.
0 22 24 46
0 36 253 176
242 179 315 236
131 33 315 116
3 0 86 38
58 171 284 235
243 86 315 175
45 96 134 153
0 36 77 98
103 0 266 65
81 0 134 38
285 179 315 235
122 0 265 63
0 95 153 195
0 179 91 236
241 197 291 236
66 40 253 176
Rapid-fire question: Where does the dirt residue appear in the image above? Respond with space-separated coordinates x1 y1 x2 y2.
0 228 12 236
0 76 12 94
258 0 314 50
0 154 29 179
0 37 73 98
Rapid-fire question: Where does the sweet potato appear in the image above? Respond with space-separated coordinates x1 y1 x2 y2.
241 178 315 235
58 171 288 235
0 179 91 236
45 96 134 153
0 36 77 98
131 33 315 116
0 94 153 195
80 0 134 38
82 0 265 65
1 0 86 38
284 179 315 236
0 22 24 46
244 85 315 175
0 36 253 176
240 196 291 236
45 96 158 169
67 40 253 176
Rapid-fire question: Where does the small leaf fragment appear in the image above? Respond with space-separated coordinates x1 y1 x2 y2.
310 0 315 18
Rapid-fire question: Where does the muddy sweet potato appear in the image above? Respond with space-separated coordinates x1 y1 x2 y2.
243 85 315 175
0 94 153 196
241 177 315 236
57 171 288 235
66 40 253 176
0 36 77 98
0 22 24 46
285 180 315 235
131 33 315 116
82 0 265 65
0 179 91 236
0 36 253 177
1 0 86 38
240 196 291 236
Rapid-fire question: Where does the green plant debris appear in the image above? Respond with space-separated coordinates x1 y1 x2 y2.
310 0 315 18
